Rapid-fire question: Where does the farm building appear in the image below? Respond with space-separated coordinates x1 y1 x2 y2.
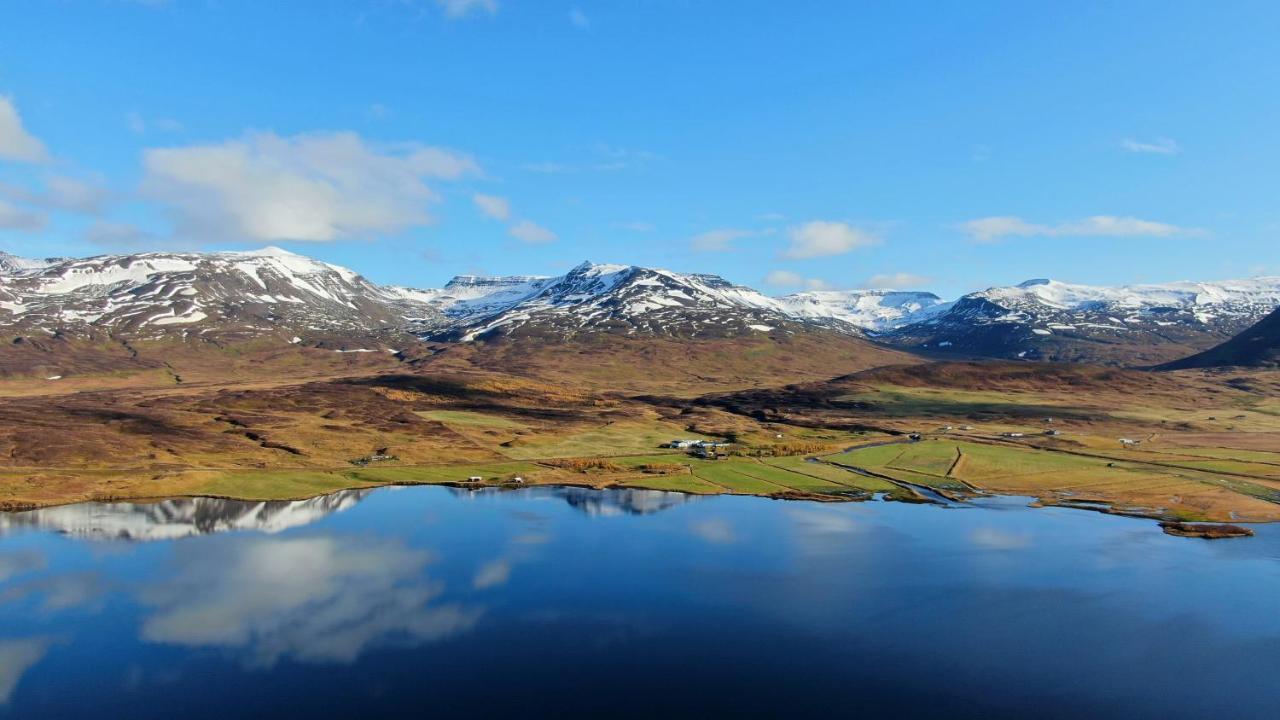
692 441 729 459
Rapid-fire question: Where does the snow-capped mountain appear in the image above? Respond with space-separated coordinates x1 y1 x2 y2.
408 267 949 339
389 273 554 325
1160 305 1280 370
883 277 1280 364
0 488 372 541
0 251 59 274
4 245 1277 366
774 289 946 332
425 261 800 341
0 247 440 339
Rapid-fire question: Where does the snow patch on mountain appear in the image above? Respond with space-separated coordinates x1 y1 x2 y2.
389 273 554 323
774 289 946 332
981 277 1280 314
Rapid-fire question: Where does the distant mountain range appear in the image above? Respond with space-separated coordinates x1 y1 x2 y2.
882 277 1280 365
2 246 1277 366
1159 306 1280 370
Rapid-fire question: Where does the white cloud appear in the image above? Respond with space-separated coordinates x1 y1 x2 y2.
957 216 1043 243
508 219 557 244
0 200 46 232
690 228 751 252
84 220 167 249
569 8 590 28
783 220 879 259
592 144 657 172
127 111 183 135
44 175 110 214
142 131 478 242
1056 215 1187 237
0 97 48 163
157 118 184 133
765 270 829 290
860 272 931 289
1121 137 1179 155
957 215 1195 243
522 146 657 174
0 174 110 215
472 193 511 221
437 0 497 18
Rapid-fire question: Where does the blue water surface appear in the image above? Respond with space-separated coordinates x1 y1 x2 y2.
1 486 1278 719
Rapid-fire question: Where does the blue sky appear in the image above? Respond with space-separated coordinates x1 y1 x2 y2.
0 0 1277 298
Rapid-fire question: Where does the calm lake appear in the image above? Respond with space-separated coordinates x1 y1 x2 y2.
2 486 1279 719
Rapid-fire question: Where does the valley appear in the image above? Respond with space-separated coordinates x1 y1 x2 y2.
1 339 1277 524
2 247 1278 525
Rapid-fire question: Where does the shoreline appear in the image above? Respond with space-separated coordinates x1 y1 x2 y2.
1 474 1271 539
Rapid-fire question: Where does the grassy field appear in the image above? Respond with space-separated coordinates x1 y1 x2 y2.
495 420 713 460
189 470 383 500
762 456 902 495
413 410 526 428
830 438 1280 521
3 352 1280 525
835 386 1087 420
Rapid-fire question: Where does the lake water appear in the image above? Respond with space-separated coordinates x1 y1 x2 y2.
2 486 1279 719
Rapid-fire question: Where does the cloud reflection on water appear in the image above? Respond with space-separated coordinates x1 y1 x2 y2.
138 535 480 667
1 572 105 613
689 518 736 544
472 558 512 590
0 637 51 705
969 527 1033 550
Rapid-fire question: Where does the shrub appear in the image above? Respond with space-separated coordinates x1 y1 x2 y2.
544 458 623 473
637 463 684 474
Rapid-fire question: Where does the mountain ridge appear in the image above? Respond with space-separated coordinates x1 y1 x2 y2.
881 276 1280 365
3 246 1278 367
1158 306 1280 369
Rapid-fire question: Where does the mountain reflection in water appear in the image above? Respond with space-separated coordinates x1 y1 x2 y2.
0 486 694 543
2 486 1280 719
0 489 374 541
